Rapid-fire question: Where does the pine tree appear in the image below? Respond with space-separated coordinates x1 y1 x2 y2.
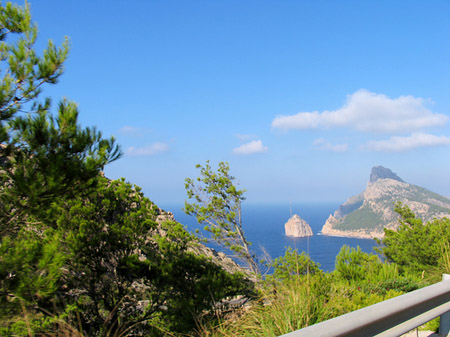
0 1 120 329
0 2 121 235
0 5 251 335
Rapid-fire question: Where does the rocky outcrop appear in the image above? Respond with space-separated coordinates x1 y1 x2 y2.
321 166 450 239
155 208 249 276
285 214 313 237
370 166 404 183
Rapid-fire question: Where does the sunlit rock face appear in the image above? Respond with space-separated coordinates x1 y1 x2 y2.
285 214 313 237
321 166 450 239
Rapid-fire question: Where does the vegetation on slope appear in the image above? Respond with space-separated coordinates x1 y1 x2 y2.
329 178 450 234
204 203 450 336
1 3 450 336
0 3 252 336
335 203 384 231
203 245 423 336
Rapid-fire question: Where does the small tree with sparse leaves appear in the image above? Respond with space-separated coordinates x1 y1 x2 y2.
184 161 259 276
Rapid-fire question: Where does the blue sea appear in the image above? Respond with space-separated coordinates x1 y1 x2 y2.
161 203 379 272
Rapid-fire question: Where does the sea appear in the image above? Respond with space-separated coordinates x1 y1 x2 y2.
161 202 379 272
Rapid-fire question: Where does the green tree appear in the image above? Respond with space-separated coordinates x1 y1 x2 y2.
184 161 259 275
269 247 321 282
0 1 118 332
334 246 379 282
2 175 251 336
52 177 250 336
0 2 121 235
377 202 450 279
334 245 421 295
0 4 251 336
0 230 65 317
0 2 67 142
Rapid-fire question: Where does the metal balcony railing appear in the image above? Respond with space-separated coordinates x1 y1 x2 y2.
280 275 450 337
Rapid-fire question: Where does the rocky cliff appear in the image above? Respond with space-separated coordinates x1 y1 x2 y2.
285 214 313 237
156 208 248 276
321 166 450 239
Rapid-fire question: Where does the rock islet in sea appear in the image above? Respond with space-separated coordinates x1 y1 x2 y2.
284 214 313 237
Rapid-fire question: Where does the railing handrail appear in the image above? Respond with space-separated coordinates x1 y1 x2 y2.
280 278 450 337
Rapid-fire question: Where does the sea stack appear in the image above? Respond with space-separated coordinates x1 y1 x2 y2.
285 214 313 237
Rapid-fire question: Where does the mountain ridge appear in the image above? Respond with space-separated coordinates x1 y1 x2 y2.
321 167 450 239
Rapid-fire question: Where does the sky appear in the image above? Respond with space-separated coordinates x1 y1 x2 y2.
14 0 450 205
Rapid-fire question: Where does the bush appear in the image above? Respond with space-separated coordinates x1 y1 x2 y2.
268 247 321 282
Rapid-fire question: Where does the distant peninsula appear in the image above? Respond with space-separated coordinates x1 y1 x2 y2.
285 214 313 237
321 166 450 239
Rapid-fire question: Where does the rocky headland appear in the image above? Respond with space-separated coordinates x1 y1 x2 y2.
285 214 313 237
321 166 450 239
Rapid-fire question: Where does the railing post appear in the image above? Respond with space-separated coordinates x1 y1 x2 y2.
440 274 450 336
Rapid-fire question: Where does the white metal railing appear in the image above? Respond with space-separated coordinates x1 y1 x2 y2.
280 275 450 337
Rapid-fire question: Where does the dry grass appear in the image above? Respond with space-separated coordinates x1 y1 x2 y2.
196 275 331 337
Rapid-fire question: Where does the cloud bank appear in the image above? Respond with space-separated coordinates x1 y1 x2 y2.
272 90 448 134
365 133 450 152
233 140 268 155
126 142 169 156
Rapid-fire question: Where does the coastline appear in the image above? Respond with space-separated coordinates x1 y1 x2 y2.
319 231 380 240
321 214 384 239
163 202 379 271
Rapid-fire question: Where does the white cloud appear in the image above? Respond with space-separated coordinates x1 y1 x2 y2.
126 142 169 156
119 125 144 136
233 140 268 155
272 90 448 134
365 133 450 152
313 138 348 152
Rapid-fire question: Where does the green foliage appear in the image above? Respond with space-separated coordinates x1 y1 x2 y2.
269 247 321 282
203 245 423 336
325 283 403 318
156 243 253 333
51 177 250 336
378 202 450 280
0 230 65 317
4 3 443 336
2 176 253 336
53 177 158 335
334 245 421 292
335 204 384 231
0 4 252 336
6 100 121 209
205 273 332 336
0 2 68 135
335 245 381 282
0 1 121 237
185 161 259 275
206 270 409 337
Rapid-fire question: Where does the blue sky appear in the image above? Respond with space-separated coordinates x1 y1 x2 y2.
17 0 450 205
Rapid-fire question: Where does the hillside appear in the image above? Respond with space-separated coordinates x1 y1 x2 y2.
321 166 450 239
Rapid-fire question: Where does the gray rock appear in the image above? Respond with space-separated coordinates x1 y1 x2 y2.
370 166 404 183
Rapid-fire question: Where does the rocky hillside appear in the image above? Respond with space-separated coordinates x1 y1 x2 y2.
321 166 450 239
156 208 249 276
285 214 313 237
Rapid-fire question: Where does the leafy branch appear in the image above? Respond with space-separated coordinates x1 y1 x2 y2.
184 161 259 276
